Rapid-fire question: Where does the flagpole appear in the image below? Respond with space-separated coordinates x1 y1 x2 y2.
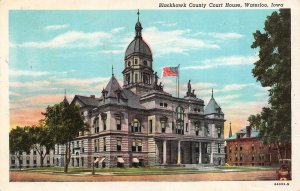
177 64 180 98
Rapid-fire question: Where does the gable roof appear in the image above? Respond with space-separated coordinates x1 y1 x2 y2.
72 95 100 107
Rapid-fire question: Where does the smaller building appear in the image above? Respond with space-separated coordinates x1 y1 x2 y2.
225 125 290 166
10 147 55 169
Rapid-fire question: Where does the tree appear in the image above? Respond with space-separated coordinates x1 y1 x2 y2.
42 100 87 173
28 125 55 167
9 126 32 169
248 9 291 159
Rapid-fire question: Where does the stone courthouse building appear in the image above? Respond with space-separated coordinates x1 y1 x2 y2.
52 13 226 168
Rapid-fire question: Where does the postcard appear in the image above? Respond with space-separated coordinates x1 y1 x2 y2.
0 0 299 191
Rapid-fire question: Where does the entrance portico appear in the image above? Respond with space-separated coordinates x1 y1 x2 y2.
156 139 212 165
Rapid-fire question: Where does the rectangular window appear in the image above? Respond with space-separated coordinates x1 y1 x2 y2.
26 157 30 164
186 123 188 132
117 138 122 151
195 122 200 136
161 121 166 133
103 137 107 151
132 139 136 152
11 157 15 164
218 143 221 153
33 150 37 155
195 143 199 153
252 144 254 151
252 154 255 161
149 120 153 133
103 119 107 131
116 116 121 130
137 139 142 152
240 145 243 151
94 139 98 152
217 127 221 138
81 141 84 152
19 158 23 165
160 103 163 107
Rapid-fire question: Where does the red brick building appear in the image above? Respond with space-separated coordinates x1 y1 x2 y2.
225 125 290 166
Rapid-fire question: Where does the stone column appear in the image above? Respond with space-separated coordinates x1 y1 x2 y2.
210 142 214 164
163 140 167 164
177 141 181 164
198 142 202 164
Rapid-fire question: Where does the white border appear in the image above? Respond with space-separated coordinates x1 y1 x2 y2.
0 0 299 191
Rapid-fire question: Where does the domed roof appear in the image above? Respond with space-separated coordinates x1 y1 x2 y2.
125 37 152 58
125 13 152 59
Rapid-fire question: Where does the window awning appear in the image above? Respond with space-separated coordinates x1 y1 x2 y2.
117 157 124 163
132 158 139 163
94 158 99 164
98 157 105 163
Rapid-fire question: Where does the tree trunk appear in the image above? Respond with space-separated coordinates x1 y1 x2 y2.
276 144 282 163
17 155 22 170
64 143 71 173
40 154 44 167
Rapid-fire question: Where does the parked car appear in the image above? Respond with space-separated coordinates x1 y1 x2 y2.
276 159 291 180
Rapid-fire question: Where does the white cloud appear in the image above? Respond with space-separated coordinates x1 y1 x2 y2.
193 32 243 40
142 27 219 56
218 83 255 92
44 24 69 31
153 21 177 27
111 27 125 33
99 49 124 54
10 69 49 77
181 55 258 70
18 31 112 48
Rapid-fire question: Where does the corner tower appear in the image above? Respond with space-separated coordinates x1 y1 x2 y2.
123 10 154 95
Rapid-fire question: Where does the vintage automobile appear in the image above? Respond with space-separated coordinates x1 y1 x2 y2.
276 159 291 180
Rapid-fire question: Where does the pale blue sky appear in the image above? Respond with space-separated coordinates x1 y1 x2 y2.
9 10 276 135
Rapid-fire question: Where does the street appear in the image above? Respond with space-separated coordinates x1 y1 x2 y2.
10 170 278 181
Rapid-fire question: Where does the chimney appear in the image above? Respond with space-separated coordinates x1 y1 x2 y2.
246 126 251 138
90 95 95 98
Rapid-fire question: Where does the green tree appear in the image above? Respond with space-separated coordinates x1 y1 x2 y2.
9 126 32 169
42 100 87 173
29 125 55 167
248 9 291 159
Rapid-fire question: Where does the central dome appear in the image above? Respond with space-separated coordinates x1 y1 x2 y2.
125 38 152 58
125 18 152 59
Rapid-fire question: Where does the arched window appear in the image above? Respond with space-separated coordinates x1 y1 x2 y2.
175 106 184 135
160 117 168 133
131 119 141 133
195 121 200 136
93 117 99 133
217 126 221 138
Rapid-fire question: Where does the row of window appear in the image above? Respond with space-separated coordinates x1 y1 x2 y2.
93 138 143 152
229 143 272 153
127 59 149 67
228 153 272 161
125 73 151 85
11 156 51 165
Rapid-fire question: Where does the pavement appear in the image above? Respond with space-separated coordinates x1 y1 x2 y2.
10 170 278 181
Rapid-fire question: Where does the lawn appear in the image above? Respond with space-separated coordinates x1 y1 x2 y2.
22 166 201 175
19 165 278 175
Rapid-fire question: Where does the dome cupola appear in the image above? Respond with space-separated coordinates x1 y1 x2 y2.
122 10 154 95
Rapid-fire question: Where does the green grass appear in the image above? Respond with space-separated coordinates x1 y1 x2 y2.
20 165 277 175
216 165 277 171
22 166 199 174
